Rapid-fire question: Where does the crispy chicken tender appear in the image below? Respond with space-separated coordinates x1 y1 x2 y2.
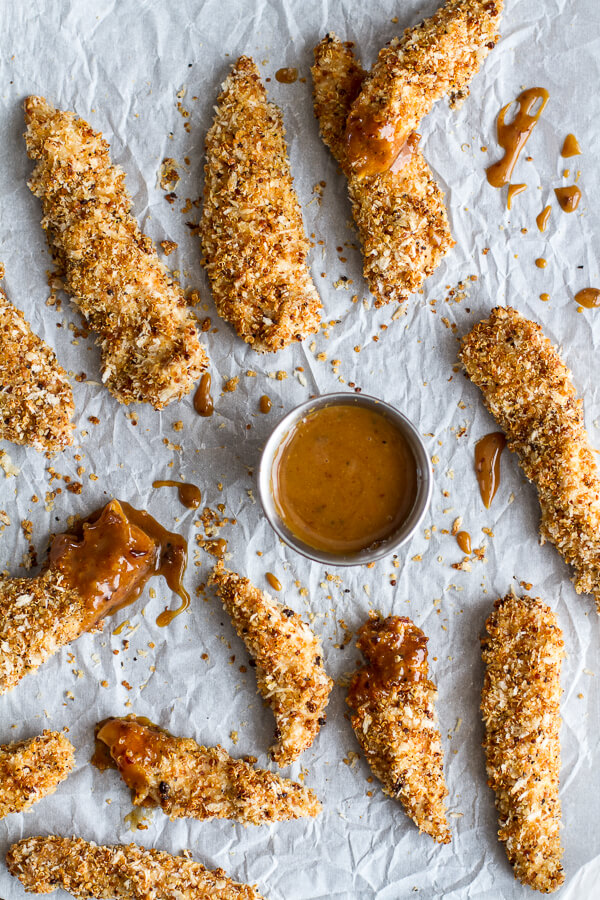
7 836 265 900
24 96 207 409
94 715 321 825
347 613 451 843
201 56 321 352
209 562 333 766
345 0 504 177
461 306 600 609
312 34 454 307
481 593 564 892
0 264 74 451
0 731 74 818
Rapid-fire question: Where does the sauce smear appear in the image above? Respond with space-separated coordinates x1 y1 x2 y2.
152 479 201 509
266 572 282 592
272 404 418 555
555 185 581 213
575 288 600 309
561 133 581 157
259 395 272 414
507 183 527 210
486 88 549 188
535 257 547 269
348 616 428 708
275 67 298 84
474 433 506 509
536 205 552 232
456 531 472 554
194 373 214 417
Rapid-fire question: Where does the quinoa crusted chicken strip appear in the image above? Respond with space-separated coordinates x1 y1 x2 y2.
461 306 600 609
209 561 333 766
312 34 453 307
347 612 451 843
24 96 207 409
7 836 265 900
201 56 321 352
0 263 74 451
345 0 504 178
481 592 564 892
0 731 74 819
94 715 321 825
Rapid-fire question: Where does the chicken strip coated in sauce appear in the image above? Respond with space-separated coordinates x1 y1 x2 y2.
345 0 504 178
0 731 74 819
7 836 265 900
93 715 321 825
24 96 207 409
461 306 600 609
0 264 74 452
347 612 451 843
201 56 321 351
312 34 454 307
481 592 564 892
209 561 333 766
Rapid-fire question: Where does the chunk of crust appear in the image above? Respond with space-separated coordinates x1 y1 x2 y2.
312 35 454 307
209 561 333 766
94 716 321 825
24 96 207 409
0 266 74 451
7 836 265 900
345 0 504 177
201 56 321 352
0 731 74 818
347 613 451 843
460 306 600 609
481 593 564 892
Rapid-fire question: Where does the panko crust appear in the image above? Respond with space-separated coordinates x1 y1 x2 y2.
24 96 207 409
0 731 75 818
201 56 322 352
347 612 451 843
209 561 333 766
481 593 564 892
460 306 600 609
7 836 265 900
95 715 321 825
312 34 454 308
0 267 74 452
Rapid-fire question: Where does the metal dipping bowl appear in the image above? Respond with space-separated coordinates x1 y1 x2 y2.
257 392 433 566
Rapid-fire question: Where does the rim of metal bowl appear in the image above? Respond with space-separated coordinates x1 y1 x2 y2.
257 392 433 567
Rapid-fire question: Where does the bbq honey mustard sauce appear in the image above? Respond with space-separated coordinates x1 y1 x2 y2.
271 405 418 555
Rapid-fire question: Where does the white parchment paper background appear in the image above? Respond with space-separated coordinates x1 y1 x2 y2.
1 0 599 897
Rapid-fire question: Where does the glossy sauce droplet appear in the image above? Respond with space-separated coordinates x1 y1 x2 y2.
535 257 547 268
259 395 272 414
456 531 472 554
507 183 527 210
486 88 549 189
475 433 506 509
275 67 298 84
194 373 214 417
555 185 581 213
536 205 552 232
152 480 201 509
540 293 550 302
266 572 282 591
561 133 581 157
575 288 600 309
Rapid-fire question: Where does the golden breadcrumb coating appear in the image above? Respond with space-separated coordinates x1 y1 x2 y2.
7 836 265 900
209 562 333 766
461 306 600 609
481 593 564 892
347 612 451 843
0 265 74 451
0 731 74 818
201 56 321 352
94 715 321 825
24 96 207 409
312 34 454 307
345 0 504 177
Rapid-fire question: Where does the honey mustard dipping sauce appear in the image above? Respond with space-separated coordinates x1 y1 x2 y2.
271 404 418 555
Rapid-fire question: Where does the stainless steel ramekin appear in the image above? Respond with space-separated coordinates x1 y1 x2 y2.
257 392 432 566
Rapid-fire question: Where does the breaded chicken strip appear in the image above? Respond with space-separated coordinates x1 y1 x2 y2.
312 35 454 307
209 562 333 766
201 56 321 352
7 836 265 900
347 612 450 843
345 0 504 177
481 592 564 892
0 731 74 818
94 715 321 824
461 306 600 609
0 264 74 451
0 499 184 695
24 96 207 409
